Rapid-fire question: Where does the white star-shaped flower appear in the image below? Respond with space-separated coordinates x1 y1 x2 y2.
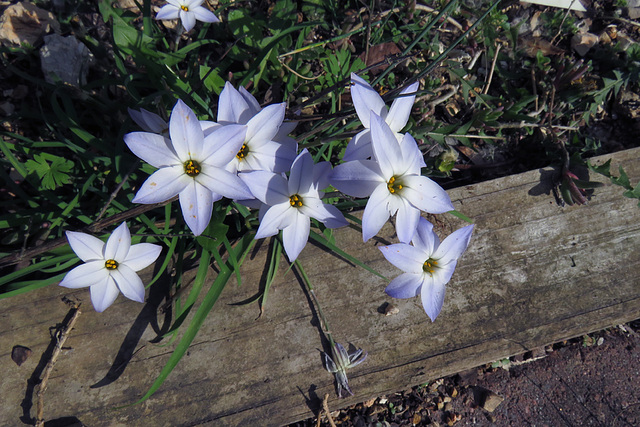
330 113 454 243
124 99 253 236
59 223 162 312
241 149 348 261
156 0 219 32
344 73 423 165
201 82 297 175
379 218 474 321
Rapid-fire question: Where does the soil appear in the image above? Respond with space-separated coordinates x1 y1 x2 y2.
294 320 640 426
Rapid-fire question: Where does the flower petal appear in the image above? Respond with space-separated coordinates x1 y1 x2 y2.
299 198 348 228
386 81 419 132
59 261 108 289
240 171 289 205
411 217 438 254
192 5 219 23
197 168 253 200
124 243 162 271
132 165 190 204
342 130 373 162
401 175 454 214
128 108 168 134
66 231 104 262
350 73 386 127
433 224 474 264
169 99 203 160
385 272 424 299
179 181 214 236
399 132 425 174
362 184 392 242
103 222 131 262
330 160 384 198
201 124 247 165
370 113 402 178
111 264 146 303
282 211 310 261
421 275 446 321
218 82 251 124
179 9 197 32
289 149 314 195
379 243 426 273
432 260 458 287
255 203 293 239
90 276 120 312
395 199 421 244
156 4 180 20
246 103 285 145
238 86 262 117
240 139 297 173
124 132 180 168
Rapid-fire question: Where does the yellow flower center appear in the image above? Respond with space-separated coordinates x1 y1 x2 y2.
423 258 438 275
105 259 119 270
184 160 201 177
387 176 403 194
236 143 249 160
289 194 303 207
181 5 189 11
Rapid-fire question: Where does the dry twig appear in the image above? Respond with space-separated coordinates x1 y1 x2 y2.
34 303 82 427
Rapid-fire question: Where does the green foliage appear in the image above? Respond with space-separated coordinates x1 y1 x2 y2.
589 160 640 207
25 153 74 190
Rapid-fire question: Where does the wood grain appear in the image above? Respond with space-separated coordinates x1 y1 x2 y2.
1 147 639 426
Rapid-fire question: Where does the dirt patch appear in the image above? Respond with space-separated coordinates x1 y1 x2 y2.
297 321 640 426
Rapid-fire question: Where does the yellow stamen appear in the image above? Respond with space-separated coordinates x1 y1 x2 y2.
105 259 119 270
236 143 248 160
423 258 438 275
289 194 303 207
184 160 201 177
181 5 189 11
387 176 403 194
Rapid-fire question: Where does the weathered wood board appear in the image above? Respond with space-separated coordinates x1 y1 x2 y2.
2 147 639 426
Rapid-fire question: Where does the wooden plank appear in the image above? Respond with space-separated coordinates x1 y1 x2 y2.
2 147 639 426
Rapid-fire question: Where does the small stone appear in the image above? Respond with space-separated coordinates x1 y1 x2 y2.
481 391 504 412
0 101 14 116
384 303 399 316
0 2 60 47
40 34 92 86
451 388 458 398
597 337 604 346
571 33 599 56
11 345 32 366
443 396 452 403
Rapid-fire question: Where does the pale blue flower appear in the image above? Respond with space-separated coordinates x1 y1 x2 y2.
241 149 347 261
379 218 474 321
324 342 367 398
156 0 219 32
59 223 162 312
330 113 454 244
201 82 297 175
124 100 253 236
344 73 423 165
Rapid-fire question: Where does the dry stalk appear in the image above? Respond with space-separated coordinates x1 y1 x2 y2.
321 393 337 427
34 304 82 427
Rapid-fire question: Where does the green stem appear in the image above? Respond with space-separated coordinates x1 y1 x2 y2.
294 260 335 348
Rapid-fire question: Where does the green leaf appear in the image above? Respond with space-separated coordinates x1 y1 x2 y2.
611 165 632 190
130 233 255 405
309 230 387 280
25 153 74 190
